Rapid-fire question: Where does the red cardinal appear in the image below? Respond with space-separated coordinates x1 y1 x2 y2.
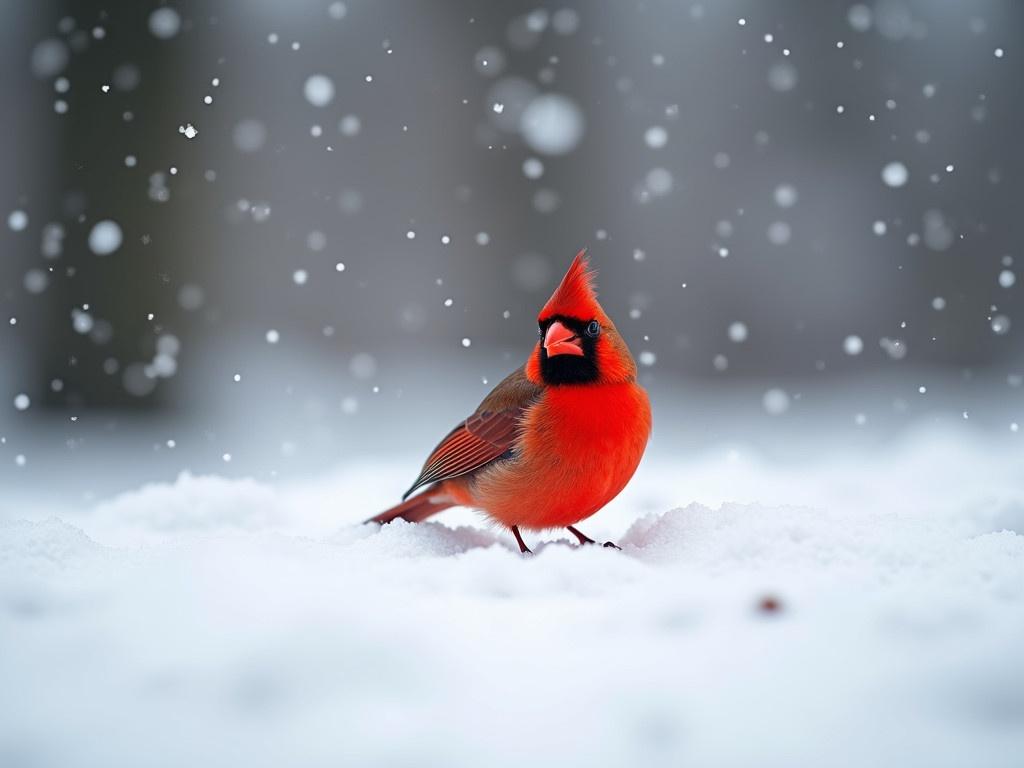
367 249 651 553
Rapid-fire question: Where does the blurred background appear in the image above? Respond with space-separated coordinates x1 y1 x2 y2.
1 0 1021 505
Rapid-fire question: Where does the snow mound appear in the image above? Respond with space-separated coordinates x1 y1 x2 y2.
624 502 1024 599
0 517 103 571
332 518 503 557
92 471 282 540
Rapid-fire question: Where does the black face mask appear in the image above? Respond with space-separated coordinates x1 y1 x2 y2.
537 315 601 385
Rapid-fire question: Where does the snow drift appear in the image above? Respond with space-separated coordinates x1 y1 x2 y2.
2 431 1023 768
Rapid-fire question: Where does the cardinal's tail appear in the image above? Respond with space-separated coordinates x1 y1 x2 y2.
365 487 454 525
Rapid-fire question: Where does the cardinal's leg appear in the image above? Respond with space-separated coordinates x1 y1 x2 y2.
566 525 621 550
511 525 532 555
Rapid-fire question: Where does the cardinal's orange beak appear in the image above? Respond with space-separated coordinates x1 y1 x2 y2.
543 320 585 358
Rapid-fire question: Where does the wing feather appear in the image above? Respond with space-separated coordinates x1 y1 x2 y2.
401 367 543 500
402 408 524 499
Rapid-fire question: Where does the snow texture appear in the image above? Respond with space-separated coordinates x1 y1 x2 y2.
2 431 1023 768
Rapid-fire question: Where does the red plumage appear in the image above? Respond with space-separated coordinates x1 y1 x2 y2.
368 249 652 553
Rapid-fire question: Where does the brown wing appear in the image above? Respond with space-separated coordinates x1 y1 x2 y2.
402 367 541 499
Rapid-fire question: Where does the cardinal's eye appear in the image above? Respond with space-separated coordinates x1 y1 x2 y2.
585 320 601 338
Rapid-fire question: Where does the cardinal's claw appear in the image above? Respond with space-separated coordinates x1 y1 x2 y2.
602 541 622 550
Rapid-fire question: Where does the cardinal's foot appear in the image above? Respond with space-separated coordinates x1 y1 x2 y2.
566 526 621 550
566 525 595 546
511 525 533 555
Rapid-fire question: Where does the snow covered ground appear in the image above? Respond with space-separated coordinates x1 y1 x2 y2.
2 428 1023 767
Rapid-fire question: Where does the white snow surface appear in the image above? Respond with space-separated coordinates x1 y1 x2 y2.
2 429 1023 767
